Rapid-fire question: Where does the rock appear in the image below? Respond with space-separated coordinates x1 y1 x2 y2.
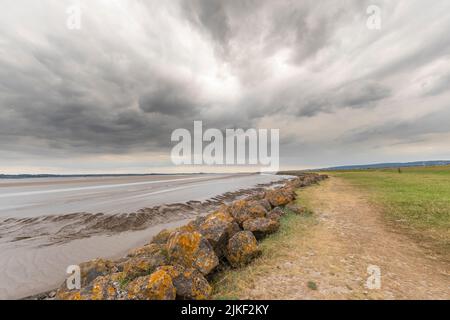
158 265 212 300
167 230 219 275
88 273 127 300
286 177 304 189
227 221 242 239
285 202 307 215
126 269 176 300
127 243 166 258
121 250 169 280
281 187 296 200
198 211 235 256
55 258 115 299
151 229 172 245
185 216 207 231
79 258 115 286
265 189 292 207
226 231 261 268
242 218 280 239
247 200 269 219
258 199 273 211
230 200 267 225
266 207 284 221
57 273 126 300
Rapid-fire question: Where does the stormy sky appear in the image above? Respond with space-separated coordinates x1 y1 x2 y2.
1 0 450 173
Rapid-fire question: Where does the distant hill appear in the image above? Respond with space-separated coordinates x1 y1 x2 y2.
320 160 450 171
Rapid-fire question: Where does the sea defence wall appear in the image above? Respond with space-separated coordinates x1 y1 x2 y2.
55 173 328 300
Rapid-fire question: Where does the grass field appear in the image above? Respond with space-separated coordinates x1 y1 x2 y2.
327 165 450 257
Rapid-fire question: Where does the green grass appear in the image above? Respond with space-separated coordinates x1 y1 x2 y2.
307 281 318 290
326 165 450 257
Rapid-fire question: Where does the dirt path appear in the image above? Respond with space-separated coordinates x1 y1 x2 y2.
240 177 450 299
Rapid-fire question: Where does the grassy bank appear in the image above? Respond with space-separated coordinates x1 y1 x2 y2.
327 166 450 258
211 187 318 299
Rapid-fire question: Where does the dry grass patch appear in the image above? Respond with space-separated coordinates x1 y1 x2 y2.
211 187 319 300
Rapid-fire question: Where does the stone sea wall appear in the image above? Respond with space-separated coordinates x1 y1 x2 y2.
55 173 328 300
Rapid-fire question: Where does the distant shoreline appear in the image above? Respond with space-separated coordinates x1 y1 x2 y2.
0 173 208 179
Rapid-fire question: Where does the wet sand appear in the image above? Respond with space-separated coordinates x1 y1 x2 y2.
0 173 289 299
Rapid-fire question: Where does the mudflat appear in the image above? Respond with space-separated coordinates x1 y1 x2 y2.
0 173 289 299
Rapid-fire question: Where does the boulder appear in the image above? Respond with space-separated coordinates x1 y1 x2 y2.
265 189 293 207
230 200 267 225
88 273 127 300
198 211 235 256
258 199 273 211
151 229 172 245
185 216 207 231
242 218 280 239
158 265 212 300
286 177 304 189
281 187 296 200
266 207 284 222
226 231 261 268
126 243 166 258
78 258 115 286
167 230 219 275
121 250 169 280
227 221 242 239
126 269 176 300
55 258 115 300
57 273 126 300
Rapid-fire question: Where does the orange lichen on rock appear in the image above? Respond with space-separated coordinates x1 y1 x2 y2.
167 230 219 275
197 210 239 256
242 217 280 239
55 258 115 300
226 231 261 268
158 265 212 300
151 228 173 245
230 199 267 225
265 189 292 207
127 269 176 300
127 243 165 258
121 245 168 280
59 273 125 300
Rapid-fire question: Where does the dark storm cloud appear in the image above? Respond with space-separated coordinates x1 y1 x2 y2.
138 78 201 116
341 107 450 145
181 0 231 49
0 0 449 172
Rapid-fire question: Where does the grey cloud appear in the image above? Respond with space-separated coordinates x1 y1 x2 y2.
182 0 231 49
423 73 450 97
340 108 450 145
291 81 391 117
138 79 200 116
0 0 449 172
337 81 391 108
